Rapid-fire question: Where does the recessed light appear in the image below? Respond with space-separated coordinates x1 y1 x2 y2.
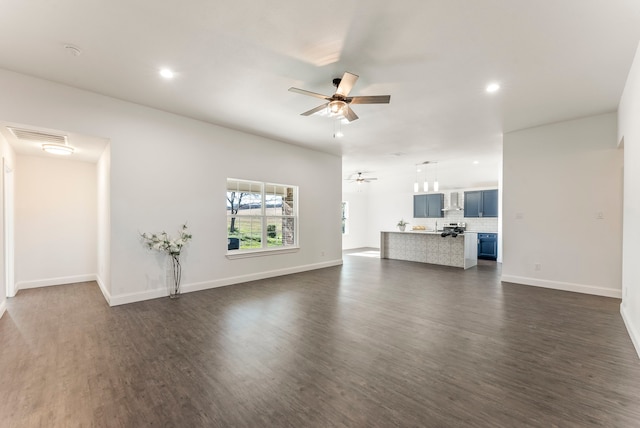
473 160 479 165
160 68 175 79
486 82 500 93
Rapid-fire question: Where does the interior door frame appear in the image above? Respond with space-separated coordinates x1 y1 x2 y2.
4 158 14 297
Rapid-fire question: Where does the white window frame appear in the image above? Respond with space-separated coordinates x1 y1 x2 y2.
226 178 299 258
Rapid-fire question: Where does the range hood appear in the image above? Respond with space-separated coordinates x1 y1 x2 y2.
442 192 463 211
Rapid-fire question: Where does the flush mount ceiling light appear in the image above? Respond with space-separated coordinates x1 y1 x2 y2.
42 144 74 155
159 68 175 79
486 82 500 93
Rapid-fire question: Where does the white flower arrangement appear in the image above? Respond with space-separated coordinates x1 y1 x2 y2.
141 224 192 256
140 223 193 298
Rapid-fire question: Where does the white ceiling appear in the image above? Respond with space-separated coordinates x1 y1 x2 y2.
1 0 639 188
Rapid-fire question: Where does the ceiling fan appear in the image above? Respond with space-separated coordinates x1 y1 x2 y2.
288 72 390 122
346 172 378 184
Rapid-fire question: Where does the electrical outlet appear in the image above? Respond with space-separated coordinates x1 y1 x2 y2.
534 263 541 271
321 251 325 257
596 212 604 220
515 212 524 220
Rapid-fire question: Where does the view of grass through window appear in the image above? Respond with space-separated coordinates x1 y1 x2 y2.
227 179 297 251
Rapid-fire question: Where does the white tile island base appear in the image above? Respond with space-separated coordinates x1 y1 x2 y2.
380 231 478 269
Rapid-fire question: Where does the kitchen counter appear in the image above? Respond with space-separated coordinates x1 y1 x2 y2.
380 231 478 269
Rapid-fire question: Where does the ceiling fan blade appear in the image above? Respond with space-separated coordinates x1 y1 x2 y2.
335 72 359 97
364 178 378 181
348 95 391 104
301 103 328 116
289 87 331 100
343 106 359 122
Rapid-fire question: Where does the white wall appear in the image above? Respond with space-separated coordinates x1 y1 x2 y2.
502 113 623 298
619 42 640 357
0 133 16 318
15 155 97 290
0 69 342 306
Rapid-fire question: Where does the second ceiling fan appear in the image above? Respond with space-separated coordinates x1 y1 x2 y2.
289 72 390 122
345 172 378 184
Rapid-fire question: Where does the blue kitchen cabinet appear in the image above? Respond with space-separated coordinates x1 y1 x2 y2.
464 189 498 218
464 191 482 217
482 189 498 217
478 233 498 260
413 194 444 218
427 193 444 217
413 195 427 217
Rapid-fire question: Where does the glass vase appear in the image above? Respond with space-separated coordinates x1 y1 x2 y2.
169 253 182 299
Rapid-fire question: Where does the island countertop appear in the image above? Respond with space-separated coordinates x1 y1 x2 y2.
383 230 454 235
380 231 478 269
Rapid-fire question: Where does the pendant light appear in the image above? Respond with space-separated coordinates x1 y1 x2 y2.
423 163 428 191
413 165 419 192
433 162 439 192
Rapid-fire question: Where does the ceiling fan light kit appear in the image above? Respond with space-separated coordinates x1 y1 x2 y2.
329 100 347 115
289 71 390 123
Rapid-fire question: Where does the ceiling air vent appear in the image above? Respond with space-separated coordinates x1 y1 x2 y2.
7 127 67 144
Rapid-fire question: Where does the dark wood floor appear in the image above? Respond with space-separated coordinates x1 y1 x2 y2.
1 253 640 427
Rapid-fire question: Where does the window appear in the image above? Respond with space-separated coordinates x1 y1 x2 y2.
341 201 349 235
227 179 298 252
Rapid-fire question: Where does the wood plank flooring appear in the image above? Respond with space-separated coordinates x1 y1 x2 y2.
1 253 639 427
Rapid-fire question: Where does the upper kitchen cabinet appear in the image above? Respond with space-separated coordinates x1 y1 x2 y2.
427 194 444 217
482 189 498 217
464 189 498 218
414 193 444 218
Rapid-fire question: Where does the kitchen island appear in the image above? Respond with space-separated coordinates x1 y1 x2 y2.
380 231 478 269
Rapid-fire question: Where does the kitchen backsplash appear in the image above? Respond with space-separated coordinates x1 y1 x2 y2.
411 191 499 233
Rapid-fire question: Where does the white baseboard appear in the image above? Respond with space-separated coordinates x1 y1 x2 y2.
621 303 640 360
0 299 6 319
95 274 111 305
16 274 98 291
109 259 344 307
184 259 344 293
500 275 622 298
109 287 169 307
